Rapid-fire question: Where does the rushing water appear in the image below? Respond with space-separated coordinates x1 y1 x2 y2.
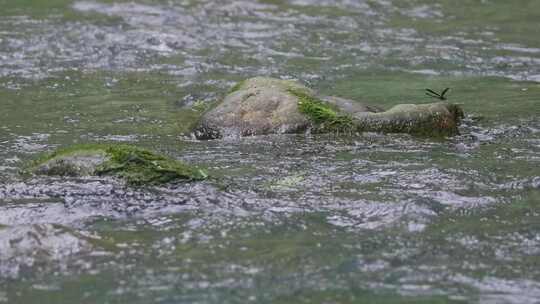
1 0 539 303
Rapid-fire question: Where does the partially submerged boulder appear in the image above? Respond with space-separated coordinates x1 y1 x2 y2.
195 77 312 139
194 77 464 139
31 144 207 185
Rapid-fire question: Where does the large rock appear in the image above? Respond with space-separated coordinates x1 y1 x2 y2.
31 144 208 185
194 77 464 139
195 77 313 139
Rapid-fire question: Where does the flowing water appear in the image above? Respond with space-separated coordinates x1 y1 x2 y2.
1 0 540 303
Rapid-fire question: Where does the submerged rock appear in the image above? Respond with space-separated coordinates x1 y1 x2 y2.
194 77 464 139
0 224 96 278
31 144 208 185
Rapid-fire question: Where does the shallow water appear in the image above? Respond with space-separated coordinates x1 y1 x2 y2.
0 0 539 303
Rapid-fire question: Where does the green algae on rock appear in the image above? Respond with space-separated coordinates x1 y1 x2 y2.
194 77 464 139
32 144 208 185
289 88 355 133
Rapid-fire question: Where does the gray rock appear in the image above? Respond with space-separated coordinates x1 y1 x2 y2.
194 77 464 139
195 77 312 139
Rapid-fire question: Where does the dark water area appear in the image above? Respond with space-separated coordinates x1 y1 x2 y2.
0 1 539 303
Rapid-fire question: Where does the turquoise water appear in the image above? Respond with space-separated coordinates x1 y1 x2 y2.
0 1 539 303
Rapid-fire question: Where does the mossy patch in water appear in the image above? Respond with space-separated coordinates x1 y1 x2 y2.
264 172 306 191
288 88 355 133
228 80 246 94
32 144 208 185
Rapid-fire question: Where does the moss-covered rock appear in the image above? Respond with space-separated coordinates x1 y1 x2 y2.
351 102 464 137
32 144 207 185
289 88 356 133
194 77 464 139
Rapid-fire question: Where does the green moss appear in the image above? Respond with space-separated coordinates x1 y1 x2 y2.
228 80 246 94
288 88 355 133
34 144 208 185
40 144 106 159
